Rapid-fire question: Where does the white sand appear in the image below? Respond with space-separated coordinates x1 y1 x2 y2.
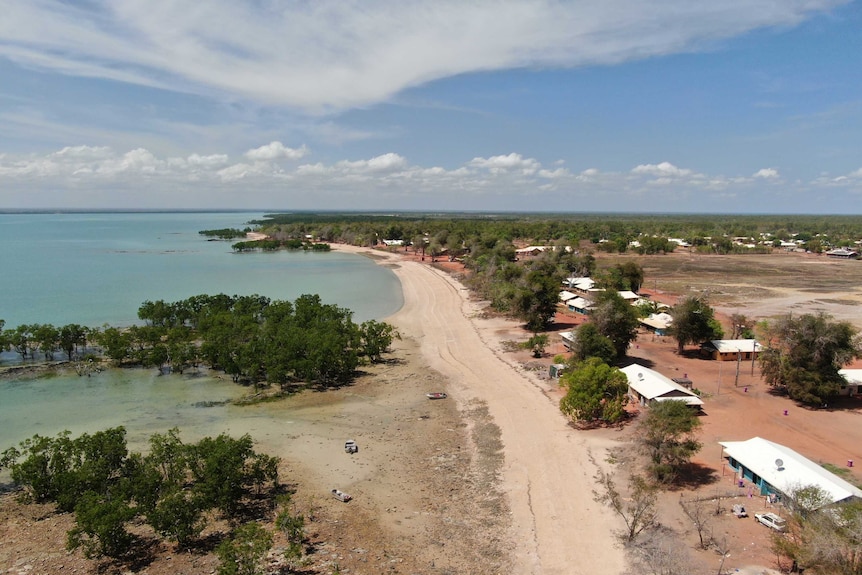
344 246 626 575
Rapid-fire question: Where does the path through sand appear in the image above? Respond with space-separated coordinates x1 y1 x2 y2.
362 248 625 575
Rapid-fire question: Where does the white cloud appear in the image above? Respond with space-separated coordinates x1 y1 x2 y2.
631 161 692 177
0 1 845 112
753 167 780 179
0 145 847 212
468 153 541 174
244 141 308 161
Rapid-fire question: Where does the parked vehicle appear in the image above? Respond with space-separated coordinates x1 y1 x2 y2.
344 440 358 454
426 392 447 399
331 488 352 502
755 512 786 531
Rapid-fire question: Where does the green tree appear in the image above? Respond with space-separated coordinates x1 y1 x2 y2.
67 491 136 559
759 312 861 405
668 294 719 354
638 400 702 483
590 291 639 359
567 322 616 364
216 522 273 575
559 357 629 424
58 323 88 361
359 320 401 363
513 261 563 332
617 261 645 292
33 323 59 360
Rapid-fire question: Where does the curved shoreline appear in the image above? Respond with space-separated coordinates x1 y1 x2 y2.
338 244 625 575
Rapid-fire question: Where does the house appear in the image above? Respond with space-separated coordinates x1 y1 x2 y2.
515 245 547 257
560 330 576 350
566 297 593 315
617 290 640 303
619 363 703 408
838 369 862 396
564 277 596 294
702 339 762 361
825 248 859 259
639 312 673 336
719 437 862 506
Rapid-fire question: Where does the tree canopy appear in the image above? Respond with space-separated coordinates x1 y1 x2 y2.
759 312 861 405
559 357 629 424
638 400 702 483
668 294 721 354
589 290 640 359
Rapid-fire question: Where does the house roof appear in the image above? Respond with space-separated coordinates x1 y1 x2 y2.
640 312 673 330
567 296 593 310
559 290 577 302
617 290 639 300
719 437 862 507
620 363 703 406
707 339 763 354
564 277 596 291
839 369 862 385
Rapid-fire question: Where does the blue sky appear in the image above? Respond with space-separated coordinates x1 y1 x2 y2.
1 0 860 213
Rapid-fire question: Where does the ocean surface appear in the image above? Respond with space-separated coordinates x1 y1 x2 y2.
0 211 403 455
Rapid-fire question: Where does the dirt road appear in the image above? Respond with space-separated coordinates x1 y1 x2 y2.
385 256 625 575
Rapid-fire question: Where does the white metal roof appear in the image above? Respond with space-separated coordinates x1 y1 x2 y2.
839 369 862 384
567 297 593 310
620 363 703 406
559 290 577 302
640 312 673 330
719 437 862 507
709 339 763 354
617 290 639 300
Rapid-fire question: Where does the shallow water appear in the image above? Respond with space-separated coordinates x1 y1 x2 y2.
0 211 403 460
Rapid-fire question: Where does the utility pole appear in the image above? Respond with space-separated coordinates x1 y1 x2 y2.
735 351 741 387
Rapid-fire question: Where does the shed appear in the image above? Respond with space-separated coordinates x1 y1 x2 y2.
566 297 594 315
639 312 673 336
619 363 703 408
703 339 762 361
719 437 862 506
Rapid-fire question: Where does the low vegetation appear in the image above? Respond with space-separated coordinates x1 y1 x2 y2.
1 427 281 565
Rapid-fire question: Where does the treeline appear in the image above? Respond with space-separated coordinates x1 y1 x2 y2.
231 238 331 252
199 227 252 239
251 212 862 252
0 427 280 559
0 294 400 388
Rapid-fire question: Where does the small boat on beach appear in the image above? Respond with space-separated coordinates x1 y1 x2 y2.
331 488 352 502
426 392 448 400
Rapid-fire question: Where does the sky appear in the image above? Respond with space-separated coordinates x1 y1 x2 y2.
1 0 861 214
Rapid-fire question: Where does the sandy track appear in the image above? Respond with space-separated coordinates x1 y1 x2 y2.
372 253 625 575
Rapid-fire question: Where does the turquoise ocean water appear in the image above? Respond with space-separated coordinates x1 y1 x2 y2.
0 212 403 454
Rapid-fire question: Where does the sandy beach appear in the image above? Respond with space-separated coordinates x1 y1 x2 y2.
340 245 626 575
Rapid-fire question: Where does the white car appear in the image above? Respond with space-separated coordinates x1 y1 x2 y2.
754 512 786 532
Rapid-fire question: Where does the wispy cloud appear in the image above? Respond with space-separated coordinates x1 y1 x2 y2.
0 1 847 112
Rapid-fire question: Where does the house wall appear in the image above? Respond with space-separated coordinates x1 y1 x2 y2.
727 458 780 496
714 350 759 361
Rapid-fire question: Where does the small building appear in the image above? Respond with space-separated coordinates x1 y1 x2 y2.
566 297 594 315
639 312 673 336
619 363 703 408
838 369 862 396
825 248 859 259
515 246 547 257
719 437 862 506
617 290 640 303
560 330 576 350
702 339 762 361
